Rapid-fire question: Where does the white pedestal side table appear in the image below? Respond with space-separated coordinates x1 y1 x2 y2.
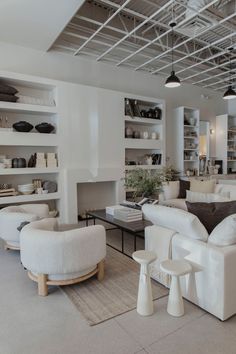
132 250 157 316
160 259 192 317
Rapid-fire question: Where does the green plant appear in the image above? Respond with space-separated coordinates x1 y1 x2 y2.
125 166 179 200
125 169 162 199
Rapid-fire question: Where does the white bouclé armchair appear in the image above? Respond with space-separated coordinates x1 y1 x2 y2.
0 204 49 250
20 218 106 296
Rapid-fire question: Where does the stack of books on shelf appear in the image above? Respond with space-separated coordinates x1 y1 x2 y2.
114 207 142 222
0 188 17 197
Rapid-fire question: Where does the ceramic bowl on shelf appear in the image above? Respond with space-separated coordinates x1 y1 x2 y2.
13 121 33 132
35 122 55 134
18 183 35 195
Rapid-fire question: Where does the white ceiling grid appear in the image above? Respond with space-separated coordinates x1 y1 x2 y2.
50 0 236 92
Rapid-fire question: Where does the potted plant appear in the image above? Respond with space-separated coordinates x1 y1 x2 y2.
125 166 179 201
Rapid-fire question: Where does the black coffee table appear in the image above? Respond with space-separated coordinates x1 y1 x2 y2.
86 209 152 257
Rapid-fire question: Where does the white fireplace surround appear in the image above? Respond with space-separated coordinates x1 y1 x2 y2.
62 167 124 224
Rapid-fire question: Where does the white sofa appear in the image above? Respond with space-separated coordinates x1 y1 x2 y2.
0 204 49 250
159 181 236 210
143 203 236 321
20 218 106 296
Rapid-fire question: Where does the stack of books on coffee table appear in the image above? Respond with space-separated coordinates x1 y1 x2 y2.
113 207 142 222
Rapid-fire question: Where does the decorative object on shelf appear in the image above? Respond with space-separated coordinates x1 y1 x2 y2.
151 132 158 140
0 183 12 190
28 154 37 168
18 184 35 195
223 47 236 100
42 180 57 193
35 122 55 134
141 131 149 139
125 126 133 138
13 121 33 132
133 130 141 139
46 153 57 168
36 152 46 168
154 107 162 120
165 21 181 88
125 98 134 117
3 158 12 168
140 110 147 118
17 94 56 106
132 100 141 117
12 158 26 168
0 82 18 102
151 153 162 165
144 155 153 165
32 179 42 190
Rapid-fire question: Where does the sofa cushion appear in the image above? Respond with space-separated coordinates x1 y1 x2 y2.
208 214 236 246
160 198 187 211
186 190 230 203
215 184 236 200
178 179 190 198
186 201 236 234
142 204 208 241
162 181 179 200
190 179 215 193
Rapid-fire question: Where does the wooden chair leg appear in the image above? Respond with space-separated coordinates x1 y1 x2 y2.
38 274 48 296
97 260 105 281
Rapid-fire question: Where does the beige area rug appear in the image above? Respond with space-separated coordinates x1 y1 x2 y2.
61 246 169 326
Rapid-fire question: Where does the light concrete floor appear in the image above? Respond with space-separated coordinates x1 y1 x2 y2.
1 235 236 354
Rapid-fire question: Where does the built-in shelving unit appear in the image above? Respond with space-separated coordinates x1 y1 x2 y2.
0 72 61 213
123 95 165 199
173 106 200 176
216 114 236 174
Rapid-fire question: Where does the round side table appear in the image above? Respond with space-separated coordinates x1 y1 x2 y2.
160 259 192 317
132 250 157 316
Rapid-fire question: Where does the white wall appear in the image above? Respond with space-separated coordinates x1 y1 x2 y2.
228 100 236 116
0 41 228 160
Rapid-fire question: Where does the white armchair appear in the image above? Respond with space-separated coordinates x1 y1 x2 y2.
20 218 106 296
0 204 49 250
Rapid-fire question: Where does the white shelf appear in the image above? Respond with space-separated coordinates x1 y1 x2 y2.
184 125 199 128
184 136 198 139
124 116 162 126
125 138 162 149
0 192 60 205
184 160 199 162
0 101 57 115
0 131 58 146
125 165 162 170
184 148 198 151
0 168 59 175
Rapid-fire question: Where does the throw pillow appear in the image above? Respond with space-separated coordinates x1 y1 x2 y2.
190 179 215 193
186 190 230 203
178 179 190 198
17 221 30 232
208 214 236 246
162 181 179 200
186 201 236 233
142 204 208 241
0 83 18 95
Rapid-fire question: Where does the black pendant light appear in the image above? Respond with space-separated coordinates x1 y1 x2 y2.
223 47 236 100
165 21 181 88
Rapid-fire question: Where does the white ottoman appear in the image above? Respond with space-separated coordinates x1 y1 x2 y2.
132 250 157 316
160 259 192 317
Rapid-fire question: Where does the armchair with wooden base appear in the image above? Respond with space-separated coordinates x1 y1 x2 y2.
20 218 106 296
